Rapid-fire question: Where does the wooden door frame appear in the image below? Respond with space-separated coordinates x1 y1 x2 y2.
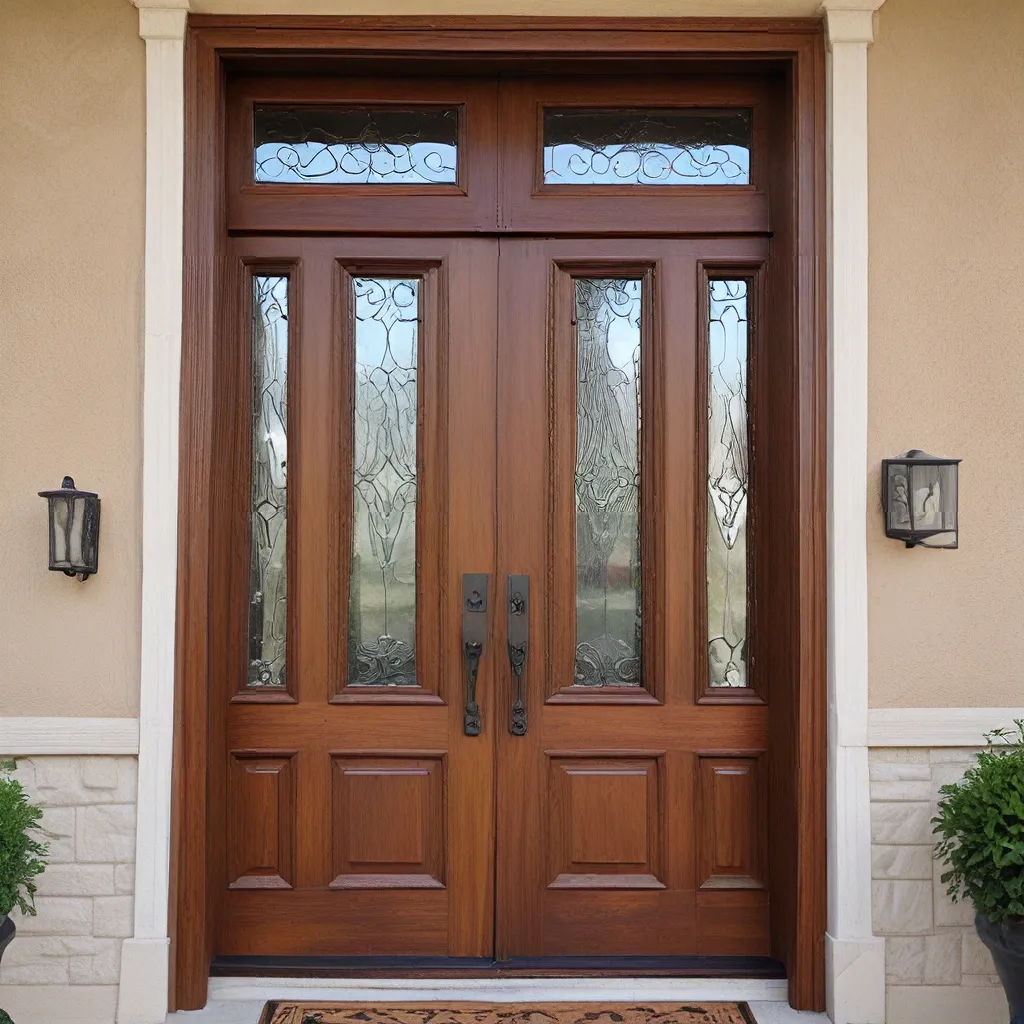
175 15 826 1012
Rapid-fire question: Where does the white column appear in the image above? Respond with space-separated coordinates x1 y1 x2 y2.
117 3 189 1022
820 3 887 1023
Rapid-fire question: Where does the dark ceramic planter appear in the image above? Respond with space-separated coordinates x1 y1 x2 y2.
977 913 1024 1024
0 914 14 964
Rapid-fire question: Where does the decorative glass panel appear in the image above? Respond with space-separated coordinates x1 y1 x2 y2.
544 109 751 186
574 279 643 687
348 278 420 686
707 280 749 688
249 276 289 688
254 106 458 185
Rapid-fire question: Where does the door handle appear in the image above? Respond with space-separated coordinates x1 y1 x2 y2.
507 574 529 736
462 573 488 736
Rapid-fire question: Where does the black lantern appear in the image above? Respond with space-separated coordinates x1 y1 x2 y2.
38 477 101 580
882 450 960 549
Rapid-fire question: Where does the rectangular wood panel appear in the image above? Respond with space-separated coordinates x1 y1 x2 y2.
227 751 296 889
696 755 765 889
548 755 663 889
331 754 446 889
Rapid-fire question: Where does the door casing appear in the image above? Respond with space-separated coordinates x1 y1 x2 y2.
175 15 826 1012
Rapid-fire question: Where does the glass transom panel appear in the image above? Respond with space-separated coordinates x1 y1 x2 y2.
544 109 751 186
573 278 643 687
348 278 420 686
254 106 459 185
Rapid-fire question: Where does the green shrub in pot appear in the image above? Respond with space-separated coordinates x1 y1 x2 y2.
933 721 1024 1024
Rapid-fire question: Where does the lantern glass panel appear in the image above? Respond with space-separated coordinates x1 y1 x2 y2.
885 462 911 535
50 496 71 567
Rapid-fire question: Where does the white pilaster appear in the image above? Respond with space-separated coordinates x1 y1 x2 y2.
820 3 886 1023
117 3 190 1023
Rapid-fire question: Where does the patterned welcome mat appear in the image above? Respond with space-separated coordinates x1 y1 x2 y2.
258 1004 757 1024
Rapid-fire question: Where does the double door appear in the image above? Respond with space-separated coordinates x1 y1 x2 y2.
217 232 769 961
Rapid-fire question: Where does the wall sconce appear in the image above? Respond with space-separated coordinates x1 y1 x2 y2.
882 450 960 549
38 476 101 580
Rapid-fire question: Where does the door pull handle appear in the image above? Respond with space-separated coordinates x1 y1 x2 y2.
507 574 529 736
462 573 488 736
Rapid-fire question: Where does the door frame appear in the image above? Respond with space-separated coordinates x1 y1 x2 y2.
174 16 826 1012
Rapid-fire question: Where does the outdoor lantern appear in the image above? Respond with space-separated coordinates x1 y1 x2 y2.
881 450 960 549
38 476 101 580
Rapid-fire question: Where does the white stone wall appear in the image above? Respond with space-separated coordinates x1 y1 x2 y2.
0 756 136 991
870 748 1011 1024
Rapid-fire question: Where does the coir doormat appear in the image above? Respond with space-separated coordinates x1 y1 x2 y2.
258 1004 757 1024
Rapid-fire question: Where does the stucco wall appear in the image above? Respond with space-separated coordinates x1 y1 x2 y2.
867 0 1024 708
0 0 145 716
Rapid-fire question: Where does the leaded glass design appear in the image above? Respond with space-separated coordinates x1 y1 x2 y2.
544 109 751 186
254 106 458 185
573 278 643 687
707 280 749 688
249 276 288 688
348 278 420 686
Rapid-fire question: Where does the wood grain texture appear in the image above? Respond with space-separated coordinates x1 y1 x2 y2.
177 24 826 1011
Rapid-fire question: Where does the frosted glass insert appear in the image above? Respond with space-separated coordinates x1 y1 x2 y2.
348 278 419 686
544 109 751 186
573 278 643 687
249 276 288 688
254 106 458 185
707 280 749 688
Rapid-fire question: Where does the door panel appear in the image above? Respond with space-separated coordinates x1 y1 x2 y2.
495 237 770 958
216 236 498 957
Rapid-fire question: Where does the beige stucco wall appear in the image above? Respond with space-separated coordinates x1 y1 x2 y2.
0 0 1021 718
867 0 1024 708
0 0 145 716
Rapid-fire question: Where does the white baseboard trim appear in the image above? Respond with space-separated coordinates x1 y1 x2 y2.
867 707 1024 748
0 716 141 755
208 977 790 1004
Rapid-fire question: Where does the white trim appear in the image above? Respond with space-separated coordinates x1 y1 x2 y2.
0 716 140 756
118 4 189 1024
820 3 887 1023
868 707 1024 748
208 977 790 1003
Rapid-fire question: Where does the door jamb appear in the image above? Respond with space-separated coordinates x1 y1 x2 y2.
174 16 826 1012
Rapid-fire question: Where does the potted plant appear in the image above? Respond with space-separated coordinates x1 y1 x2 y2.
934 721 1024 1024
0 759 50 965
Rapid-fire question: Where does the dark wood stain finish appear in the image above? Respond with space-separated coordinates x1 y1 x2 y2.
177 17 826 1015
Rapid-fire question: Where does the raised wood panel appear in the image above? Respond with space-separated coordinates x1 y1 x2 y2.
227 751 296 889
548 755 663 889
696 755 765 890
331 755 445 889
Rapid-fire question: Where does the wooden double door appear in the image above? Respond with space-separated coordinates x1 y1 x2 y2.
218 232 770 962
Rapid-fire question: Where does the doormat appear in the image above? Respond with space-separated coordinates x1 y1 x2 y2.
258 1004 757 1024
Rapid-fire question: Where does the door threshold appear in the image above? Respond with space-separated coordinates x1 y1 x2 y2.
207 973 791 1005
211 955 785 979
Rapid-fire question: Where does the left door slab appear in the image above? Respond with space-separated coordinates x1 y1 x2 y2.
210 237 499 957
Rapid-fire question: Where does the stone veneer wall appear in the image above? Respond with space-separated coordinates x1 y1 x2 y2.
0 757 136 993
871 748 1011 1024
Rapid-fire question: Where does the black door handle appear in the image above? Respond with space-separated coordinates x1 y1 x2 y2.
507 574 529 736
462 573 488 736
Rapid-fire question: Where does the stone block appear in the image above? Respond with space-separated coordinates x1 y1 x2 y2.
933 860 976 927
873 879 934 935
871 778 933 801
0 959 71 985
15 897 93 936
114 863 135 895
870 762 932 781
39 806 76 864
962 929 997 975
871 802 934 844
81 758 119 790
930 748 982 764
76 804 136 862
68 937 121 985
38 863 116 897
869 749 929 764
872 844 934 880
93 895 134 938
